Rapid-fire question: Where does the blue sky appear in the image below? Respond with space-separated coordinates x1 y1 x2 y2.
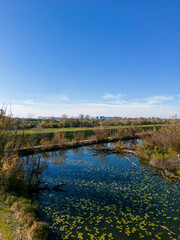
0 0 179 118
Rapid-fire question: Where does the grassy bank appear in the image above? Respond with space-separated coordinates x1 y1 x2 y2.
17 124 164 147
0 199 18 240
18 134 146 156
0 192 49 240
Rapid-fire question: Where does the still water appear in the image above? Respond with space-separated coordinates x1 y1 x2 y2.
28 143 180 239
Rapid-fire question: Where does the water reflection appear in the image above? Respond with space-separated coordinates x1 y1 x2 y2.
24 154 48 187
23 142 180 240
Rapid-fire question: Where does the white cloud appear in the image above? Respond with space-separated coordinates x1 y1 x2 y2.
2 94 179 118
152 95 173 100
146 95 173 104
103 93 125 99
177 95 180 97
57 94 70 101
24 99 35 105
48 94 70 101
10 100 179 118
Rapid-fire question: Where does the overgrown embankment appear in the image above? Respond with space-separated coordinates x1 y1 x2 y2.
17 132 150 156
0 108 178 238
136 123 180 179
16 122 157 156
112 123 180 180
0 197 22 240
0 192 49 240
0 110 50 240
19 124 163 147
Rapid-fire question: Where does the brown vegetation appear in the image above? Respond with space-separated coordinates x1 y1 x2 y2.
136 122 180 177
0 109 27 194
28 221 49 240
0 108 49 239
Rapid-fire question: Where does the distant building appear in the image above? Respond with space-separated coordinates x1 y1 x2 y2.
98 116 122 120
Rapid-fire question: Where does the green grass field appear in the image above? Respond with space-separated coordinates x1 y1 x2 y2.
22 124 165 135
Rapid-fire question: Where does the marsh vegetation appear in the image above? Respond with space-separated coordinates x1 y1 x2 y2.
27 144 180 240
0 109 49 240
136 123 180 179
0 109 179 239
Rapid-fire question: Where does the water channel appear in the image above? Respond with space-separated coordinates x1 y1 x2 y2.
25 141 180 239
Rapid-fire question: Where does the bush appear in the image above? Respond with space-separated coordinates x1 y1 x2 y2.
11 198 38 228
136 123 180 176
28 221 49 240
93 126 109 140
51 132 66 145
5 194 18 205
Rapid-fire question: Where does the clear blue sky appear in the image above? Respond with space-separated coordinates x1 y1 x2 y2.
0 0 179 117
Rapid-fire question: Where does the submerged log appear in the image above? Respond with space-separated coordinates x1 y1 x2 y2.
29 182 68 193
52 183 67 191
160 225 177 235
28 183 50 193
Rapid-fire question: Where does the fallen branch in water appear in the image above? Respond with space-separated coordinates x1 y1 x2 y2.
52 182 67 191
124 156 138 167
28 183 49 193
160 225 177 235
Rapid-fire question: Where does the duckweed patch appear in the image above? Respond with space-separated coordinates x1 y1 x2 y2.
30 145 180 239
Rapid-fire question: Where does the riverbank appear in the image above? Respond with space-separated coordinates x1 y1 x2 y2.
0 194 27 240
0 192 49 240
18 132 151 156
27 140 180 240
135 123 180 179
0 128 151 239
1 131 179 239
17 124 163 147
0 198 22 240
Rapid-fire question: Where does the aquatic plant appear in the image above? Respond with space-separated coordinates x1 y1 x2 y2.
35 146 180 239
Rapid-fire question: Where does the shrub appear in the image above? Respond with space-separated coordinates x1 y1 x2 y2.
28 221 49 240
40 137 50 146
93 126 109 140
136 123 180 175
50 132 66 145
11 198 38 228
5 194 18 205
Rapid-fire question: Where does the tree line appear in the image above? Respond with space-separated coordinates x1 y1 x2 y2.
2 114 173 130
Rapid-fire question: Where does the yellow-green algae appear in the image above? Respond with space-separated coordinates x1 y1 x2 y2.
27 144 180 240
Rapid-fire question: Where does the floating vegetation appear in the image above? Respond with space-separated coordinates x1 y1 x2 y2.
27 143 180 240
